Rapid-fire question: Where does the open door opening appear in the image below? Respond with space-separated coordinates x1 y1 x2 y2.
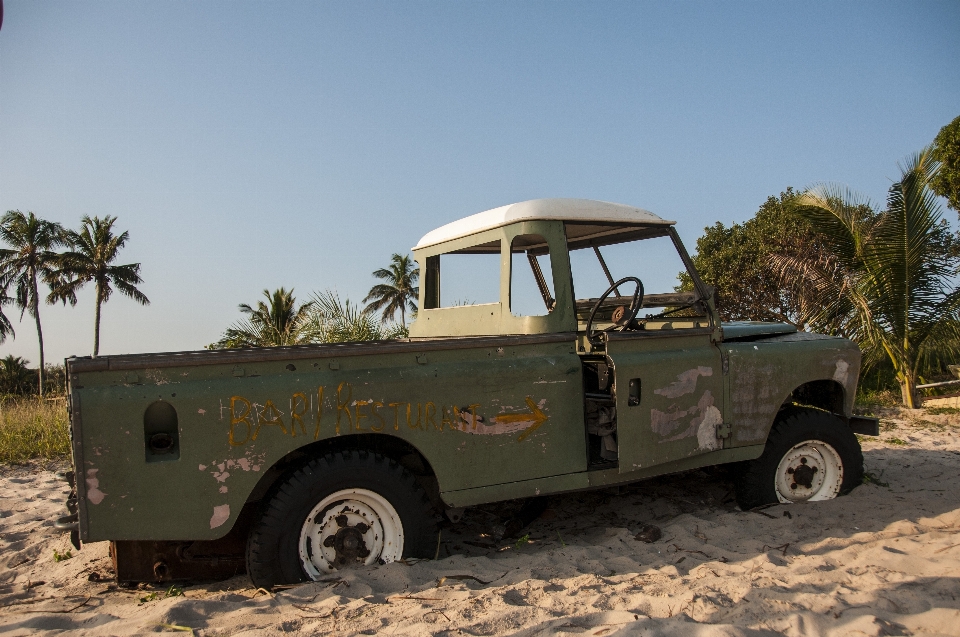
582 357 618 468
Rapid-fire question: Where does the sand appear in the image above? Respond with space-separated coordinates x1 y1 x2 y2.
1 406 959 636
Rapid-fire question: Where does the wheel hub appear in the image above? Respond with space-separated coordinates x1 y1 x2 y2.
775 441 843 504
298 489 404 579
787 457 818 489
323 518 372 566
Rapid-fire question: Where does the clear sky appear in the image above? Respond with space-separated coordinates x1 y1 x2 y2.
1 1 958 363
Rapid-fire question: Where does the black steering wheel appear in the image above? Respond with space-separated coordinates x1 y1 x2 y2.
585 277 644 344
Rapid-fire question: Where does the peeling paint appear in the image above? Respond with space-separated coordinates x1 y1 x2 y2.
145 369 170 385
209 504 230 529
653 390 721 449
654 367 713 399
833 360 849 385
203 451 266 490
453 398 548 439
85 469 106 505
696 405 723 451
198 408 206 415
650 404 698 437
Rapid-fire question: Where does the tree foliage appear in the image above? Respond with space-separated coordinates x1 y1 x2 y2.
0 211 67 396
211 287 407 350
213 288 315 348
304 290 407 343
776 148 960 408
363 254 419 328
50 215 149 357
0 355 33 395
931 113 960 213
0 284 13 344
680 189 847 330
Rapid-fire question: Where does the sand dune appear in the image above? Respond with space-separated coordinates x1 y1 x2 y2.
1 406 958 636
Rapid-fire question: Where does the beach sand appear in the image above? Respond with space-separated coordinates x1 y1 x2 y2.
1 406 958 636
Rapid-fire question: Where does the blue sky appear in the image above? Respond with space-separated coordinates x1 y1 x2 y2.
1 1 959 363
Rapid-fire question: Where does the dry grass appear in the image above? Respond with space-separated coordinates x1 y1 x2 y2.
0 397 70 465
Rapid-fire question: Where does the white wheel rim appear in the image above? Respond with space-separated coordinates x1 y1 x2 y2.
775 440 843 503
298 488 404 578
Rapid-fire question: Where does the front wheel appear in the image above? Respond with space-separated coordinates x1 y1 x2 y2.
246 450 437 588
735 409 863 510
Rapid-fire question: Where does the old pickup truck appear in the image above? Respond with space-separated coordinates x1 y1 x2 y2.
56 198 879 586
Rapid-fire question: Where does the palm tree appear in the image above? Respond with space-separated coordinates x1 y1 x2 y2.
363 254 419 328
774 147 960 408
0 355 33 395
214 288 314 348
0 281 14 344
50 216 149 357
302 290 405 343
0 211 66 396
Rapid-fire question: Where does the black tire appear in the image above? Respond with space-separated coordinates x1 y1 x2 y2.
734 408 863 510
246 450 437 588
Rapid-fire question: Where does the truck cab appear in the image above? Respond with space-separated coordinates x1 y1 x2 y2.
409 199 742 475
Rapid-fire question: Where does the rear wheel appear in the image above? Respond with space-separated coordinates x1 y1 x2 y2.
735 409 863 510
246 450 437 588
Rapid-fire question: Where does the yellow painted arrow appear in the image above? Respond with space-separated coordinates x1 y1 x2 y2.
493 396 549 442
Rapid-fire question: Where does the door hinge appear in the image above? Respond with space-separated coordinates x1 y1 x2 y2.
716 422 732 439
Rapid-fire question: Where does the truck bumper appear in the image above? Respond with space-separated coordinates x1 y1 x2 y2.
849 415 880 436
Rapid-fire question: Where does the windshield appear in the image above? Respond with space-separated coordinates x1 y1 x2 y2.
566 227 701 320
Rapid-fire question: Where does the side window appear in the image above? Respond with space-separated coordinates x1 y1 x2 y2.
510 234 555 317
438 240 501 307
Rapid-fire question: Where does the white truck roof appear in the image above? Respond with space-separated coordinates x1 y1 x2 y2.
413 198 673 251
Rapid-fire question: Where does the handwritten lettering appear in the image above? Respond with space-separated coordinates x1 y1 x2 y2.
224 383 548 446
314 386 324 439
406 402 422 430
388 402 402 431
336 382 353 435
425 402 438 430
370 401 386 431
290 392 308 437
229 396 252 446
355 400 369 431
253 399 287 440
441 405 455 431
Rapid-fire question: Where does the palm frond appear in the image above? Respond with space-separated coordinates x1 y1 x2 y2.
788 150 960 406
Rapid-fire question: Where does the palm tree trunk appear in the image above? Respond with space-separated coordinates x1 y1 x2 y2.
897 372 920 409
93 281 102 357
31 274 44 398
400 304 406 329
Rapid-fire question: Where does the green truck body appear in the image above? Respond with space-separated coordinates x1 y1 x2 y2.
57 199 877 585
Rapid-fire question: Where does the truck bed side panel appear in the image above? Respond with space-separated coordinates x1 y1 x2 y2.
71 338 585 542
